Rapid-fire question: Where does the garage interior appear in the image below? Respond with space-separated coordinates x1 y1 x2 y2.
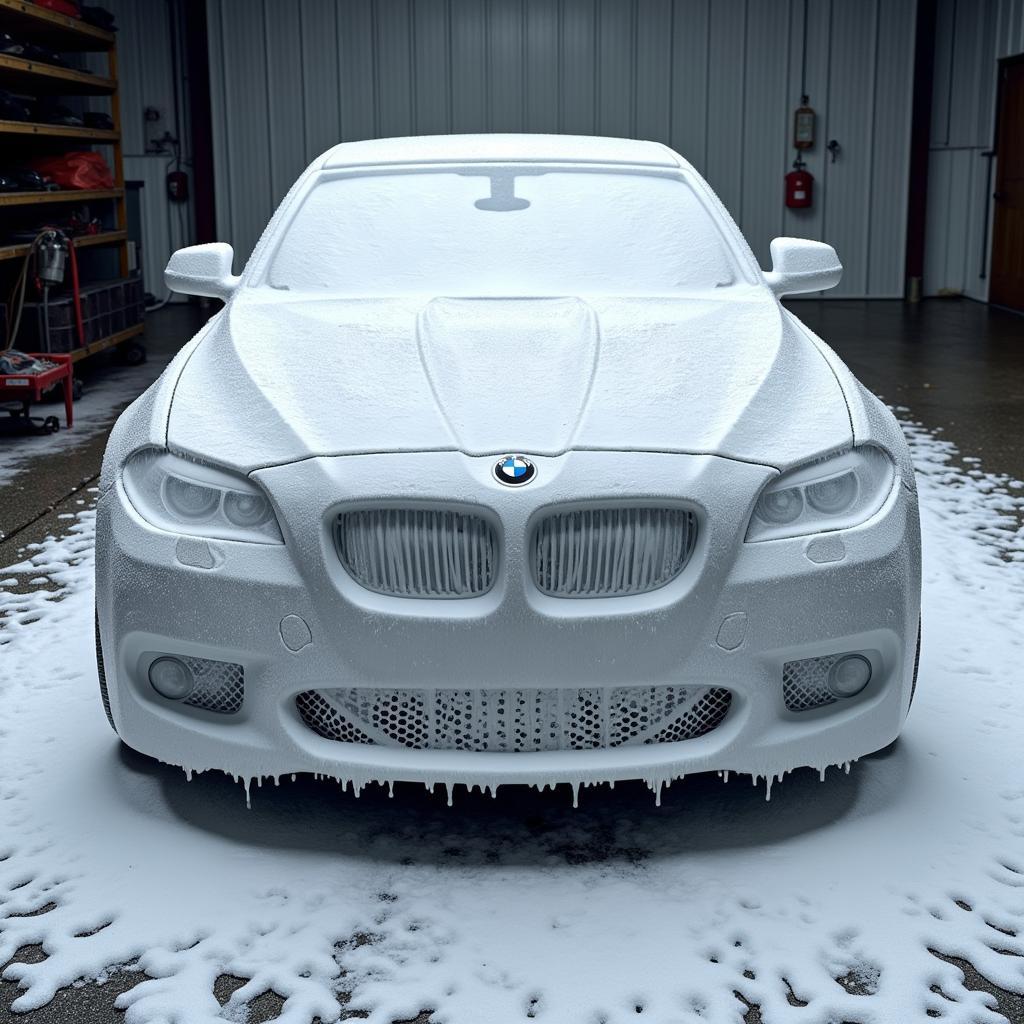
0 0 1022 556
0 1 1023 1022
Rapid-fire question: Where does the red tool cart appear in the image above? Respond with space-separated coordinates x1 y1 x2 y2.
0 353 74 434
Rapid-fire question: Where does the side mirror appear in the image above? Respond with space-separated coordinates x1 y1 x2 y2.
164 243 240 300
763 237 842 297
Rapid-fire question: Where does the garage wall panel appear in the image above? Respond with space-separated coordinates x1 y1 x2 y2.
741 0 790 268
490 0 526 130
822 0 878 297
450 0 489 132
265 4 309 202
595 0 634 138
211 0 274 266
413 0 452 134
207 0 917 297
869 0 916 296
301 0 344 158
561 0 597 134
375 0 415 138
337 2 376 142
704 0 746 224
924 0 1024 298
94 1 195 299
781 0 830 243
634 0 673 143
667 0 709 171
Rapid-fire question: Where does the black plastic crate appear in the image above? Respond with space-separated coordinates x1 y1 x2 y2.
96 312 112 342
39 324 78 353
16 300 80 351
82 314 107 344
80 283 111 319
126 301 145 327
110 307 126 334
20 297 76 334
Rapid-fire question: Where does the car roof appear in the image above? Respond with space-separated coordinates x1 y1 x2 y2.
320 133 685 171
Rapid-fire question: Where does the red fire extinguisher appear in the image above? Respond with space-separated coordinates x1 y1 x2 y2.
166 169 189 202
785 157 813 209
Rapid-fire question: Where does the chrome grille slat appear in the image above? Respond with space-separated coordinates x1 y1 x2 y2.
532 506 696 598
296 685 732 751
337 508 496 598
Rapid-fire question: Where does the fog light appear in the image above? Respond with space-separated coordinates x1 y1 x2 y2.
148 656 195 700
827 654 872 698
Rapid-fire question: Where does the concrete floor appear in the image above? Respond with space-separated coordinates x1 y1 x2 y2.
793 298 1024 483
0 296 1022 1024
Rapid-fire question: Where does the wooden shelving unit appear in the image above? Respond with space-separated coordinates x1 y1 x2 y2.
0 0 115 50
70 322 144 363
0 117 118 140
0 0 137 364
0 52 115 93
0 228 125 263
0 187 123 207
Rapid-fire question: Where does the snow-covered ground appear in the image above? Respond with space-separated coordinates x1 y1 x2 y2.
1 419 1023 1024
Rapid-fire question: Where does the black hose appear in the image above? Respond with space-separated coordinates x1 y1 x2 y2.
42 285 51 354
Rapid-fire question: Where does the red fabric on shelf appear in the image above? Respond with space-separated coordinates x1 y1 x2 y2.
33 0 82 18
30 152 114 191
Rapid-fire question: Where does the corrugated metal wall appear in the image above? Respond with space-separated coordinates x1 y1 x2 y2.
99 0 195 301
924 0 1024 299
206 0 917 297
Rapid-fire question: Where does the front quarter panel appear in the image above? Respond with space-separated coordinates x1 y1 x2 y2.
788 310 917 493
98 315 221 495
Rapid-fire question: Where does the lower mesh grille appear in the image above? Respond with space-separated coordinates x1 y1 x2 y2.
532 506 696 597
295 685 731 751
336 508 496 598
181 657 244 714
782 655 841 712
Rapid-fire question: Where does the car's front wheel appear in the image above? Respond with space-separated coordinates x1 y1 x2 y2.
909 616 922 710
94 609 118 735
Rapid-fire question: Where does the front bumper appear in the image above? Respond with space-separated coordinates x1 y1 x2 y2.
95 450 921 790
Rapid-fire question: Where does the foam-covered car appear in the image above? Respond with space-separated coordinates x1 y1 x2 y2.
95 134 921 798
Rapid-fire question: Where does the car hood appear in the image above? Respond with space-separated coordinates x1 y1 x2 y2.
166 291 852 472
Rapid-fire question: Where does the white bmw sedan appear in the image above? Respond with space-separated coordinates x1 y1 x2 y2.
95 134 921 798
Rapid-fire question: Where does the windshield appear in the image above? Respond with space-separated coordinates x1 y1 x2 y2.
262 167 749 296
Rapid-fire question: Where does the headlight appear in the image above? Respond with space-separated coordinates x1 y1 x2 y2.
746 447 895 542
122 450 283 544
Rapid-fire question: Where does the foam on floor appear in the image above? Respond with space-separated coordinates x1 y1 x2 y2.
0 418 1022 1024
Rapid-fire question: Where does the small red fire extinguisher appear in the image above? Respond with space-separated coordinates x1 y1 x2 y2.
785 157 813 209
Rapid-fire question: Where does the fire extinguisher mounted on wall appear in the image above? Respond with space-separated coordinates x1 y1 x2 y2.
785 92 816 209
786 156 814 209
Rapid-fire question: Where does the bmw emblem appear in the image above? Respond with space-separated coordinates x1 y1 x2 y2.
493 454 536 487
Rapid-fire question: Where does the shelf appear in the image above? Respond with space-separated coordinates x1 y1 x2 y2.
70 322 144 363
0 0 115 51
0 229 127 263
0 187 123 207
0 53 115 94
0 118 118 141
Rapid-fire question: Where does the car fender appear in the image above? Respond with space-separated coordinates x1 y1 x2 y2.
98 314 222 495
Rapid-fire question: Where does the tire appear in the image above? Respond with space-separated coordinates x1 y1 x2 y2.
95 609 118 735
909 617 922 709
117 341 147 367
